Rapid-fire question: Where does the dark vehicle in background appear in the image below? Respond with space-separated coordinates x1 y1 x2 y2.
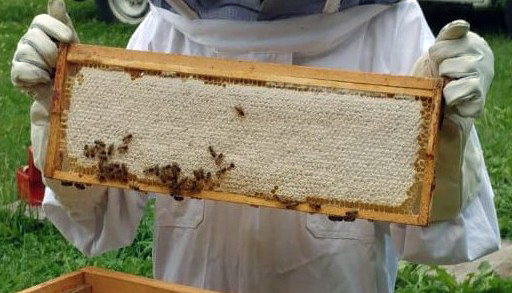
79 0 149 24
80 0 511 35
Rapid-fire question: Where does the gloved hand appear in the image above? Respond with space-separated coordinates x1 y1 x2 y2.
412 20 493 221
412 20 494 117
12 0 106 214
11 3 78 94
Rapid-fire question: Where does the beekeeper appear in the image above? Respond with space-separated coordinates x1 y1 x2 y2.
11 0 500 292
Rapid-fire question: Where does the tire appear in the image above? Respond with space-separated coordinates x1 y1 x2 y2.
505 0 512 36
95 0 149 25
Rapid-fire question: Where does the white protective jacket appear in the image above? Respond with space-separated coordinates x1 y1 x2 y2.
42 1 500 292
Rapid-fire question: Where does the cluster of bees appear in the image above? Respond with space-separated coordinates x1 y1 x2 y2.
209 146 235 178
141 146 235 201
84 134 133 183
143 163 190 200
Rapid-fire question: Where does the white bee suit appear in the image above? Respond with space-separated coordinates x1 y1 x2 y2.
42 1 500 292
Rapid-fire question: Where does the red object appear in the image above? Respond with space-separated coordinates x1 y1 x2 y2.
16 146 45 206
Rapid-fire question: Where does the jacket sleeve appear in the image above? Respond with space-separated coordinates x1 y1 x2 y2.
40 13 157 257
43 187 148 257
387 0 500 264
390 133 501 264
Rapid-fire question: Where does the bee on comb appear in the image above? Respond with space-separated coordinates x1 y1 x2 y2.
208 146 217 158
234 105 245 117
215 153 224 166
107 144 115 157
117 144 128 154
122 134 133 144
94 140 106 149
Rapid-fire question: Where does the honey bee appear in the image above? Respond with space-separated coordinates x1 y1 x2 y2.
129 184 140 191
85 145 96 159
117 144 128 154
97 174 106 182
74 183 86 190
190 180 203 193
344 210 359 222
122 134 133 144
216 167 228 178
274 194 299 209
308 202 321 210
121 163 128 177
143 164 159 176
98 150 108 162
94 140 106 148
171 163 181 177
234 105 245 117
270 185 278 194
227 163 235 171
206 172 212 180
208 146 217 158
177 177 188 189
193 168 205 181
61 180 73 186
215 153 224 166
83 145 90 158
285 201 300 209
173 195 184 201
328 215 344 222
107 144 114 156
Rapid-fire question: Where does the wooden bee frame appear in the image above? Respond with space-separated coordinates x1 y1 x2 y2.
46 43 443 226
16 267 219 293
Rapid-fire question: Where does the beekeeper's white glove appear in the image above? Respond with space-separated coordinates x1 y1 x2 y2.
412 20 494 221
11 0 106 215
412 20 494 117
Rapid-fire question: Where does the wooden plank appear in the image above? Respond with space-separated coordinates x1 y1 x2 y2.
62 285 91 293
52 170 420 225
66 44 438 97
44 43 69 178
81 267 219 293
15 271 84 293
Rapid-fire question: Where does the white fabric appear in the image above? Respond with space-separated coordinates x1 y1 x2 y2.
36 1 500 293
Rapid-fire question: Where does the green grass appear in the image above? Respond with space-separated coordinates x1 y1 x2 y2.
0 1 511 292
0 201 153 293
0 0 135 205
476 35 512 239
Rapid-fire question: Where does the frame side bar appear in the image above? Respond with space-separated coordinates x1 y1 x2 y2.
44 43 69 178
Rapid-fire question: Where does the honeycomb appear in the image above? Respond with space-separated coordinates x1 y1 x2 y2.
57 64 435 214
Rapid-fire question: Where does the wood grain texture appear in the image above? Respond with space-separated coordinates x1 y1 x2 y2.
44 43 69 178
15 271 84 293
420 80 445 225
81 267 220 293
46 43 444 226
61 285 91 293
67 44 438 97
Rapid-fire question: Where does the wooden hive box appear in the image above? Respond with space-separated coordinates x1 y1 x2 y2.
45 43 443 226
16 267 218 293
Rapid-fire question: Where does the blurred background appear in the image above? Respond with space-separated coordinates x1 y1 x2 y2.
90 0 512 35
